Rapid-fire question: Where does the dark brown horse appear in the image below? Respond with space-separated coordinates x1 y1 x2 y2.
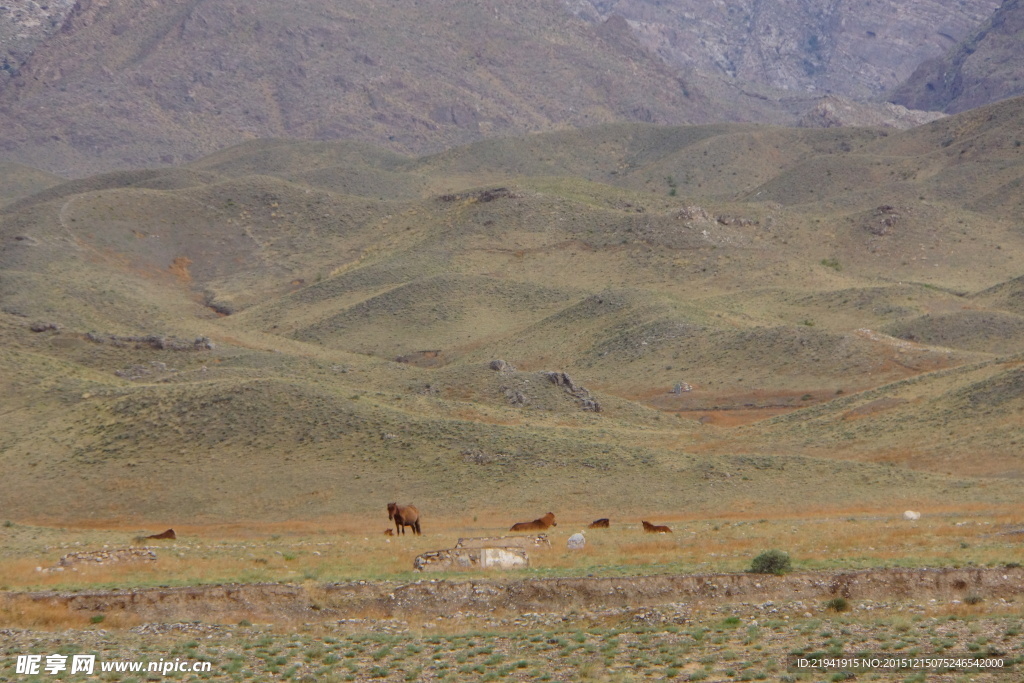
510 512 556 532
588 518 610 529
642 520 672 533
145 528 176 540
387 503 421 535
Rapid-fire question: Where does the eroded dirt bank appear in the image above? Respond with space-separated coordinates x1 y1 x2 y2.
4 566 1021 623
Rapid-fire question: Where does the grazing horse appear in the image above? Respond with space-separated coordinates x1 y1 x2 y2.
642 520 672 533
145 528 177 540
510 512 556 532
588 518 610 529
387 503 422 535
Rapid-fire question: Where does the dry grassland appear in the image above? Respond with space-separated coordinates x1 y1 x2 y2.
2 506 1023 681
2 504 1021 595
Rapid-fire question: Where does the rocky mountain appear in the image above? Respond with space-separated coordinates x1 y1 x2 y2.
0 0 74 72
566 0 1000 99
890 0 1024 113
0 0 1013 176
0 0 726 175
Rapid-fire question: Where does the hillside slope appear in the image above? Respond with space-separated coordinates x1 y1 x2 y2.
3 102 1024 520
890 0 1024 113
568 0 1000 99
0 0 717 175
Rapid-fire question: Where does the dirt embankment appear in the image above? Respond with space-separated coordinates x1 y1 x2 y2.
4 567 1021 623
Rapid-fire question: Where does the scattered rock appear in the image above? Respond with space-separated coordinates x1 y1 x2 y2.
86 332 213 351
456 534 551 550
865 204 902 236
716 215 758 227
502 386 529 406
438 187 522 203
567 532 586 549
461 449 511 465
489 359 516 372
29 321 61 332
903 510 921 521
542 371 601 412
676 206 712 222
57 547 158 568
131 622 233 636
115 361 175 380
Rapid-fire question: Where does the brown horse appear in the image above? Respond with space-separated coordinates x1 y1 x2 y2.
510 512 556 532
145 528 177 540
387 503 422 535
588 518 610 529
642 520 672 533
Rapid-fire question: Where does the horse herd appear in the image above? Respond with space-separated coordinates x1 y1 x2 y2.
386 503 672 536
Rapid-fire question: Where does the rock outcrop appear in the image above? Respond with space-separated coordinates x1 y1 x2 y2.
543 371 601 412
86 332 214 351
413 546 529 572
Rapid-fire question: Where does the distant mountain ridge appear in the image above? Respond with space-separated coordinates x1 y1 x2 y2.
0 0 716 175
0 0 1021 176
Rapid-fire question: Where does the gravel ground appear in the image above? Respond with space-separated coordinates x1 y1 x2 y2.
1 574 1022 682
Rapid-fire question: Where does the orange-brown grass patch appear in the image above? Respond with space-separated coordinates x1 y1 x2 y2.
0 599 144 630
611 541 685 567
167 255 192 283
673 409 794 426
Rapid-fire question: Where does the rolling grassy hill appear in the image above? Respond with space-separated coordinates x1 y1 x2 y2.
2 99 1024 522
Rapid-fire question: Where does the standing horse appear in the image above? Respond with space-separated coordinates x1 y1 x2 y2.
510 512 556 532
387 503 422 535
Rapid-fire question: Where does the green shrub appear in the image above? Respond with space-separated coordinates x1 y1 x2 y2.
824 597 850 613
748 550 792 575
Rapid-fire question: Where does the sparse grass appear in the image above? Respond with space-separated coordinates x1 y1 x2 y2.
3 117 1024 680
3 506 1023 595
